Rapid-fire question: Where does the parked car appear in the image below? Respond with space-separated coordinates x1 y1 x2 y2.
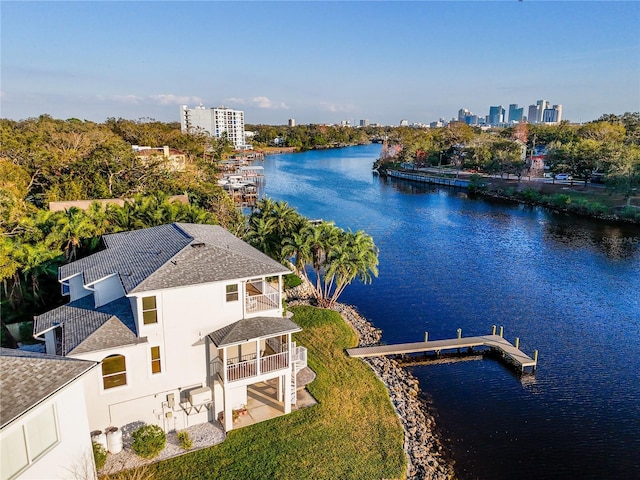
555 173 572 180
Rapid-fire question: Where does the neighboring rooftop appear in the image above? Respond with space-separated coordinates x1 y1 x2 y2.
0 348 97 428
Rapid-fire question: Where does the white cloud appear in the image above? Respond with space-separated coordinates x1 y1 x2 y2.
149 94 203 105
224 96 288 110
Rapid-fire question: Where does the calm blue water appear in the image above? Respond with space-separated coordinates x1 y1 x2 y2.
261 145 640 480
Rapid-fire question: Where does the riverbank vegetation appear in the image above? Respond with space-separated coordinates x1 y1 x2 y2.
103 305 406 480
246 199 379 308
375 113 640 221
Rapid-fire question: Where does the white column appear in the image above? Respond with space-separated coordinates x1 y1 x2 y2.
284 369 292 414
223 386 233 431
256 339 261 375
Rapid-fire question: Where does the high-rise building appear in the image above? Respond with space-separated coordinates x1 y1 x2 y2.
527 104 540 124
508 104 524 124
359 119 370 127
542 104 563 124
180 105 247 149
288 118 296 127
488 105 505 126
458 108 472 122
536 100 549 123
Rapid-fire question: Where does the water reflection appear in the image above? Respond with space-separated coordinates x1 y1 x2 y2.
544 219 640 260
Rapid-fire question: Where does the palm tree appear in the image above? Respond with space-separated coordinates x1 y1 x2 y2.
54 207 96 261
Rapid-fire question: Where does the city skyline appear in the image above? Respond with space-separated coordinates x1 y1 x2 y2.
1 1 638 126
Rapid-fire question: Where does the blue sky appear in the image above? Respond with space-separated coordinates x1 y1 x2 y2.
1 1 638 125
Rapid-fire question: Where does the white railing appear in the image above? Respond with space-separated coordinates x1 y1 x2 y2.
227 358 257 382
246 292 279 313
292 346 307 368
221 351 289 382
260 351 288 374
246 281 280 314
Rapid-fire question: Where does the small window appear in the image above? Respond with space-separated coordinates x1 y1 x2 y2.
226 284 238 302
151 346 162 374
102 355 127 389
142 296 157 325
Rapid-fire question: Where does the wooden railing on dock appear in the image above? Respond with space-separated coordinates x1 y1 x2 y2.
347 327 538 373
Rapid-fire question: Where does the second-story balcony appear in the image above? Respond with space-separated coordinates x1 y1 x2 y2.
246 280 279 314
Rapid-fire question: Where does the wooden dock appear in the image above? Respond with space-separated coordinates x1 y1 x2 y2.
347 329 538 373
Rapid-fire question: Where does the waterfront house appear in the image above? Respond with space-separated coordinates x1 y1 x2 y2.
0 349 98 480
32 223 307 434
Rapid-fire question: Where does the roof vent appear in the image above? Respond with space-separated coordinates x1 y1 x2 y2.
191 242 205 248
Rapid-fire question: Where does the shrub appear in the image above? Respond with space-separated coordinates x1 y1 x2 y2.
284 273 302 289
131 424 166 459
92 442 108 470
177 430 193 451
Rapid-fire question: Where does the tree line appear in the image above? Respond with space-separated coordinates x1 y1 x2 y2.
375 113 640 205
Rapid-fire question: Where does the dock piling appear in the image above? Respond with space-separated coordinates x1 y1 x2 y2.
424 332 429 343
492 325 497 335
499 326 504 338
515 337 520 349
457 328 462 339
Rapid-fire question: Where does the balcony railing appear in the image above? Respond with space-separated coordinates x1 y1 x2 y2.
212 351 290 383
246 281 280 314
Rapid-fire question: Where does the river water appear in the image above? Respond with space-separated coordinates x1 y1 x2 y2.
259 144 640 480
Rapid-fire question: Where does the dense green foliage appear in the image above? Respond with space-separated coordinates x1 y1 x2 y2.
131 424 166 459
246 199 379 307
246 123 386 149
124 305 405 480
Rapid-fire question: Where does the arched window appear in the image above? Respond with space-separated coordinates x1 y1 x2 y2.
102 354 127 389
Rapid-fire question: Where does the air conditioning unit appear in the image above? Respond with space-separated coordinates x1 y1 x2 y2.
189 386 212 406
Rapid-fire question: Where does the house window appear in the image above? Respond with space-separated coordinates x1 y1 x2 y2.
102 355 127 389
226 284 238 302
0 405 59 480
151 346 162 374
142 296 157 325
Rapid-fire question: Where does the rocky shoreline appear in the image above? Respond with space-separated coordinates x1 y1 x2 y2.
286 285 456 479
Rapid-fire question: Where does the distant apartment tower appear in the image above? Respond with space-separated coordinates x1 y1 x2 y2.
360 119 370 127
288 118 296 127
508 104 524 124
180 105 246 149
542 105 563 124
400 119 409 127
488 105 505 126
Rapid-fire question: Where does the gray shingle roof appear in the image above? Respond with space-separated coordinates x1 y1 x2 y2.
33 296 138 356
0 348 97 428
58 223 290 294
208 316 301 347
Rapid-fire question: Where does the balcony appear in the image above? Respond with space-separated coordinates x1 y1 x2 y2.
211 351 289 383
246 281 279 314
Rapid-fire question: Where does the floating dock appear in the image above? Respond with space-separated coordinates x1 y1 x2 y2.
347 327 538 373
385 170 470 188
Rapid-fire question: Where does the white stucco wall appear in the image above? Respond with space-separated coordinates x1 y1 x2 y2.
73 276 285 434
91 275 124 308
0 376 97 480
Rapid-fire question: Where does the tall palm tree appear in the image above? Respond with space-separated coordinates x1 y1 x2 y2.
54 207 96 261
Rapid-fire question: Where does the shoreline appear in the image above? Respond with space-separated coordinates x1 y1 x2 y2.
286 287 455 480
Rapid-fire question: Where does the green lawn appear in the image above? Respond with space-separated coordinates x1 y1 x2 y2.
108 305 406 480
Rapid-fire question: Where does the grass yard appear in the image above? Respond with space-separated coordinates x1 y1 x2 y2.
106 305 406 480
